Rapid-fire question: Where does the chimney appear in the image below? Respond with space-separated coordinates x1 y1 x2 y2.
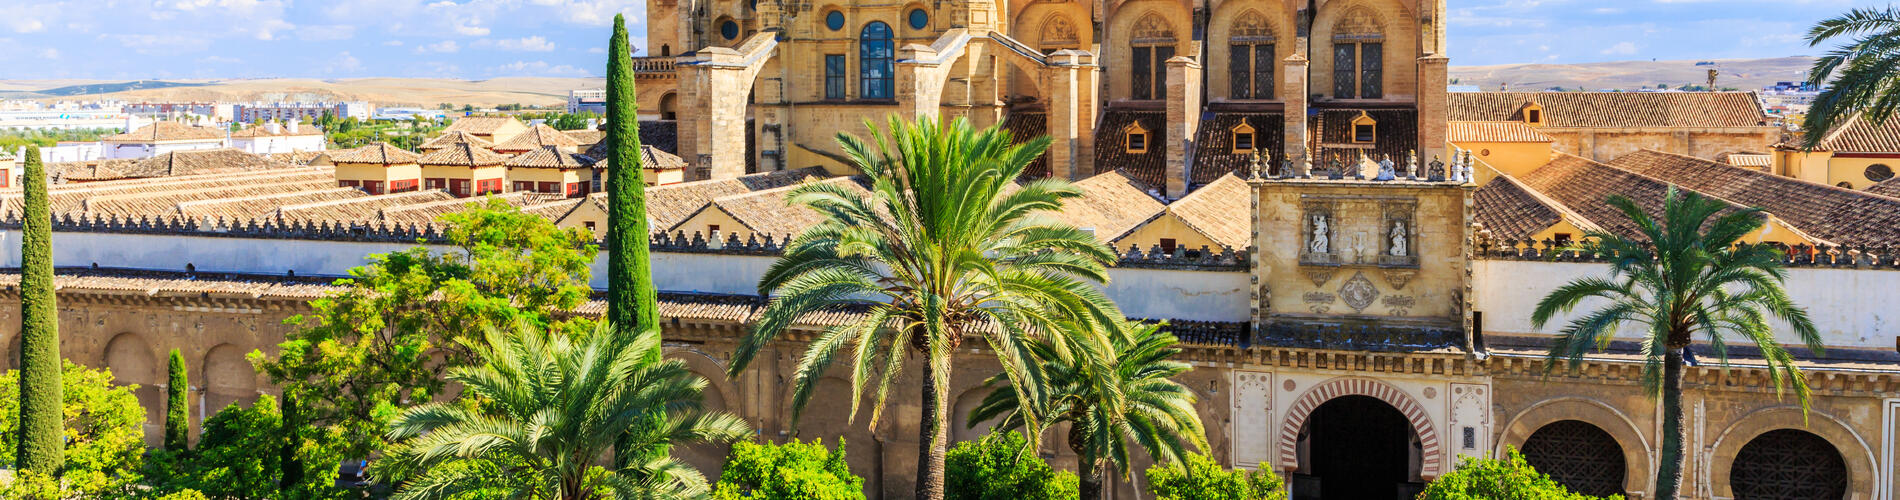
288 120 300 134
267 121 283 134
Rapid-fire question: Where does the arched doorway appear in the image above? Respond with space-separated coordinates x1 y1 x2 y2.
104 333 163 445
1731 429 1847 499
201 344 258 421
1521 420 1626 497
1293 395 1423 500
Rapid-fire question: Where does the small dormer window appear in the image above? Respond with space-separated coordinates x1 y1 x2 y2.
1523 102 1545 126
1127 122 1150 153
1351 112 1376 144
1232 120 1256 154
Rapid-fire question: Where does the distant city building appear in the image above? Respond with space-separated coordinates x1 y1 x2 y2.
567 89 606 115
372 107 447 121
229 121 327 155
235 101 371 123
40 141 105 163
101 118 229 159
123 102 234 121
0 109 128 131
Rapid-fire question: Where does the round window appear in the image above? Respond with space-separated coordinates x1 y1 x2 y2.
825 10 844 31
1867 163 1895 182
908 8 928 29
1480 148 1491 156
720 20 740 40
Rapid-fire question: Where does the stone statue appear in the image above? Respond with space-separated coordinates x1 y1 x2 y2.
1249 149 1264 179
1428 155 1446 181
1375 154 1396 181
1406 151 1419 179
1390 220 1408 257
1309 214 1329 254
1451 150 1469 183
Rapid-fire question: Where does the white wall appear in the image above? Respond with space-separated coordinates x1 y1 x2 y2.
1474 259 1900 350
0 231 1257 323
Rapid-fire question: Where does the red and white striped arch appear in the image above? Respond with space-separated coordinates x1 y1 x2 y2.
1276 377 1443 478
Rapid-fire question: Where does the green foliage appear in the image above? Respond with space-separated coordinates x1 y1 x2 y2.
0 128 116 150
0 361 147 498
253 199 598 458
376 323 751 500
166 349 189 451
147 395 351 500
1419 448 1620 500
519 111 601 130
16 145 62 476
1802 6 1900 146
605 13 659 346
713 439 865 500
1144 453 1284 500
943 431 1078 500
157 489 212 500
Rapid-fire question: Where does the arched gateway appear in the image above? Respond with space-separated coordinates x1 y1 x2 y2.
1279 377 1439 500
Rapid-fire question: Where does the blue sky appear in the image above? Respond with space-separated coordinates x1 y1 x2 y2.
0 0 1887 79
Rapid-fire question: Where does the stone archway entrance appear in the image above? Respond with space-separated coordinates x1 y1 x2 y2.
1731 429 1847 499
1291 395 1424 500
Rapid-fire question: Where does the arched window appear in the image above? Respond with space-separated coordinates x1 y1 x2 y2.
1731 429 1847 499
1039 15 1079 51
1229 11 1276 99
1867 163 1894 182
860 22 895 100
1331 6 1383 99
1521 420 1627 497
660 44 671 56
1129 14 1175 100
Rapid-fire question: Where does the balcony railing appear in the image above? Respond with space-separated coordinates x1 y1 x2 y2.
630 57 676 75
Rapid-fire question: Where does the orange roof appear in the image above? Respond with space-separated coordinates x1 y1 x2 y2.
1448 121 1553 143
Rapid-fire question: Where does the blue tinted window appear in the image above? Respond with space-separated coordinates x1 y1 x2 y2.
720 20 740 40
860 22 894 99
825 10 844 31
908 9 928 29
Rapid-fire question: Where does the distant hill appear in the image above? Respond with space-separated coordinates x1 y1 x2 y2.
0 77 605 108
1450 57 1815 92
33 80 210 97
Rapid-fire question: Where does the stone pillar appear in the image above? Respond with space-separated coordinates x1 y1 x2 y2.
1417 55 1449 170
1282 54 1310 169
1165 56 1202 199
896 44 949 121
1044 50 1100 180
679 46 760 180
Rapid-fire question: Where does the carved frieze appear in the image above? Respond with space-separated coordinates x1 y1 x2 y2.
1305 269 1336 287
1338 271 1378 312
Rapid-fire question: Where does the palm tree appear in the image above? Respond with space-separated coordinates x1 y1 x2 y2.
967 321 1208 500
728 116 1126 500
1801 6 1900 147
1533 187 1822 500
377 323 750 500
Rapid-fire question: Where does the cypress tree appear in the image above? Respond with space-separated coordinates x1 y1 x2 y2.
606 13 660 351
15 145 62 474
165 348 189 451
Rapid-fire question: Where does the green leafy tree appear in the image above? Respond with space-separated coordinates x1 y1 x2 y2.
148 395 349 500
166 348 190 451
1144 453 1284 500
605 13 659 344
730 116 1123 500
1419 448 1620 500
1802 6 1900 146
0 361 147 499
1534 187 1822 499
970 321 1207 500
713 439 865 500
943 431 1079 500
14 145 62 476
375 323 751 500
253 199 598 458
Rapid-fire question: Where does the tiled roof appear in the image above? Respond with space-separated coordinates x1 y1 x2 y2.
275 190 458 222
1719 152 1772 168
1448 121 1553 143
1448 92 1768 128
492 124 582 152
78 179 339 218
1314 109 1417 170
1192 113 1286 184
564 129 605 148
1163 173 1251 249
49 159 135 182
683 177 867 238
1810 114 1900 152
175 188 365 221
1051 171 1165 242
588 145 688 171
418 131 495 151
443 116 522 135
1868 178 1900 198
1093 108 1169 187
118 149 299 178
641 120 678 154
504 147 589 169
379 191 562 224
104 122 227 142
267 151 331 165
326 143 422 164
10 168 333 215
1610 149 1900 245
1474 175 1575 240
229 124 322 137
1519 153 1781 242
1001 111 1049 179
417 142 510 167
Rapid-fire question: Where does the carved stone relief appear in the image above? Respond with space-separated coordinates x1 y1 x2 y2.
1339 271 1379 312
1233 371 1274 468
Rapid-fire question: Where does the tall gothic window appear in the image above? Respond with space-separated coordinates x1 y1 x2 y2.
1331 7 1383 99
824 54 847 99
1229 12 1275 99
860 22 894 100
1129 14 1174 100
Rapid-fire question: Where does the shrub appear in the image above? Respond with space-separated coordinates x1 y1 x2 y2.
0 361 147 498
1418 447 1622 500
944 431 1079 500
713 439 864 500
1145 453 1285 500
147 395 352 500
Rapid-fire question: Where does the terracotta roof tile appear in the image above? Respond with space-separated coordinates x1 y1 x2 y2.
1609 149 1900 245
1193 113 1286 184
175 188 365 221
103 122 226 142
1474 175 1571 240
683 177 868 238
417 142 510 167
78 179 340 218
275 190 459 222
504 147 589 169
379 191 562 224
587 145 686 171
1093 108 1168 187
1448 92 1768 128
564 130 605 148
1811 114 1900 152
326 143 422 164
117 149 299 178
1049 171 1165 242
229 123 322 138
1002 111 1050 179
1314 109 1416 170
1164 173 1252 249
418 131 495 151
443 116 522 135
1448 121 1554 143
629 168 830 234
1868 178 1900 198
492 124 583 152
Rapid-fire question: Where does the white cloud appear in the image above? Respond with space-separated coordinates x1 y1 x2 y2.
326 51 364 73
1600 41 1639 55
415 40 461 54
198 55 242 64
8 19 45 33
298 25 357 41
476 36 556 52
491 60 593 77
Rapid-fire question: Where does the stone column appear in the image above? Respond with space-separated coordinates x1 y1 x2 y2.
1165 55 1202 199
1417 54 1450 170
1282 54 1310 170
679 47 758 180
896 44 949 121
1046 50 1084 181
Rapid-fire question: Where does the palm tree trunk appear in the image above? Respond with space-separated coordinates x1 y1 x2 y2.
916 353 950 500
1655 346 1687 499
1079 463 1105 500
